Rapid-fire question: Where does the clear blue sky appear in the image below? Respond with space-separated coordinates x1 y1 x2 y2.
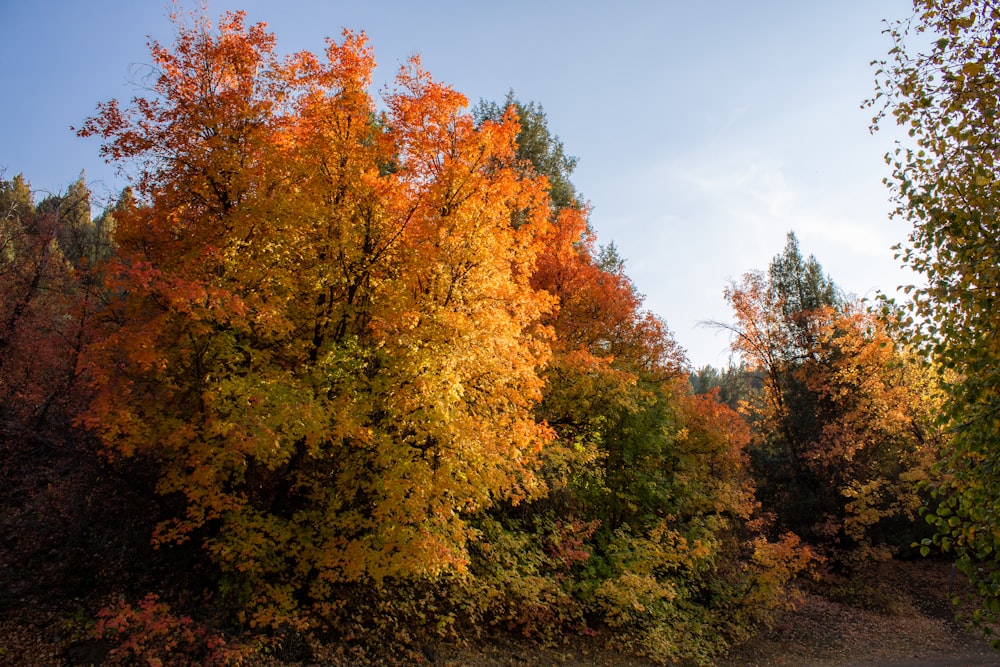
0 1 916 367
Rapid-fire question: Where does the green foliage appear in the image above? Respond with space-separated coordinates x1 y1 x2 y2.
0 172 34 224
474 92 581 211
872 0 1000 626
466 515 593 638
767 232 841 356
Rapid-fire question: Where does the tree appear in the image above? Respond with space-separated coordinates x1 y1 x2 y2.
722 234 937 563
718 233 842 538
474 93 581 211
799 304 941 561
871 0 1000 622
0 173 99 433
67 13 820 658
39 173 102 267
78 11 556 628
689 362 760 411
462 98 809 663
0 173 150 613
766 232 841 360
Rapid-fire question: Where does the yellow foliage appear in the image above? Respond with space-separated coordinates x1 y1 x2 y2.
79 12 558 627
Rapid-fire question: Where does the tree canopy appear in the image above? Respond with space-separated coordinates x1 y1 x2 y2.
872 0 1000 624
78 11 559 625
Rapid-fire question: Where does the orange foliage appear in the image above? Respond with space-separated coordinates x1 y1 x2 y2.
727 264 940 560
674 387 754 519
79 11 556 626
798 305 941 559
533 206 682 374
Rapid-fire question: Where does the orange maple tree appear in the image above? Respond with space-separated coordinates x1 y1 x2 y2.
79 11 555 627
800 305 941 561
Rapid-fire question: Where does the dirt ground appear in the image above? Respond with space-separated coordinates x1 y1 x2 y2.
2 560 998 666
714 559 999 667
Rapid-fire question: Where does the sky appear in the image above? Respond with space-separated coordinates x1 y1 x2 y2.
0 0 918 368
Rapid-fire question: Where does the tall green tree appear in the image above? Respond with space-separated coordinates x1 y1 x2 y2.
474 93 581 211
767 232 841 361
872 0 1000 622
721 234 842 541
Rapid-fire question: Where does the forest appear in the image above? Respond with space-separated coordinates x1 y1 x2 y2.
2 1 1000 665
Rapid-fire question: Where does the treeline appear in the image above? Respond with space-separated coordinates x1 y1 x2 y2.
0 7 970 666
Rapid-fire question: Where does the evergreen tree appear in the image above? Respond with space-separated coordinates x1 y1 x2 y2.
474 92 581 211
767 231 841 361
0 173 35 220
38 173 97 267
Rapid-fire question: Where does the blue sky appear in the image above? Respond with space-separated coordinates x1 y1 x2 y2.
0 1 916 367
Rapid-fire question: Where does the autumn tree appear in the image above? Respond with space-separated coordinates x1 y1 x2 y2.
0 172 162 616
872 0 1000 624
503 214 804 662
723 234 939 563
78 11 556 630
470 97 809 661
719 234 841 538
800 304 942 561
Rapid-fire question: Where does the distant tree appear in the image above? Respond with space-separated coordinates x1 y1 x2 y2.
0 173 34 222
690 362 760 411
474 93 581 211
721 236 840 541
0 172 107 439
722 233 938 563
35 173 99 267
690 365 723 395
89 186 130 263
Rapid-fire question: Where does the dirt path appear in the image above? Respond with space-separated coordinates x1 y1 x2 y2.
717 560 999 667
